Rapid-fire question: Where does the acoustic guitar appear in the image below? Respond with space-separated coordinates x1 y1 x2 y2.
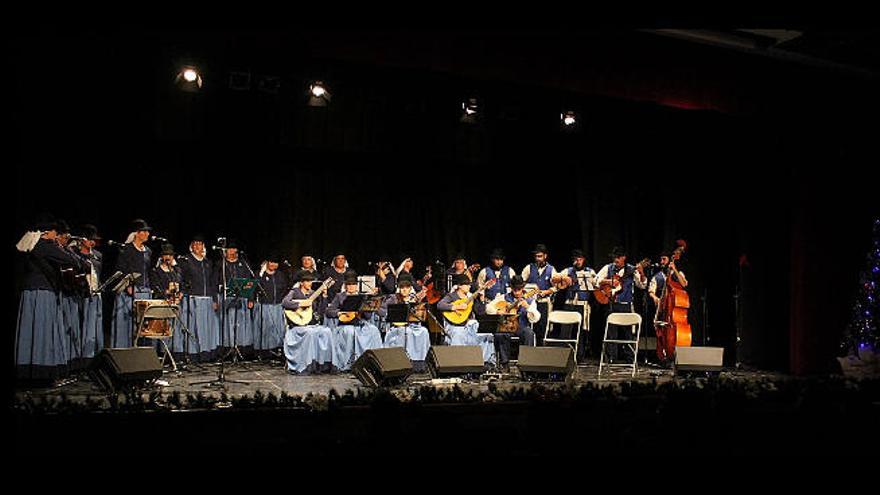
593 258 651 305
284 278 335 326
442 278 496 325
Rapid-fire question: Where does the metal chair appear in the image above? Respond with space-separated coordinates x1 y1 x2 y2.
598 312 642 378
543 310 584 358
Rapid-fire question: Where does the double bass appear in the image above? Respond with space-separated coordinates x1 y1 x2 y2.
653 240 691 363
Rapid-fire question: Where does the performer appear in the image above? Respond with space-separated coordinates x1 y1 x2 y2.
649 252 688 306
446 253 477 292
281 270 334 373
521 244 559 345
70 224 104 368
55 220 82 366
378 273 430 363
15 216 85 381
292 254 319 289
322 253 348 300
110 219 154 348
178 234 218 360
595 247 648 363
476 248 515 313
485 275 538 370
393 255 425 291
325 271 383 371
374 254 397 295
149 243 186 354
551 248 597 362
213 240 255 354
254 253 290 355
436 273 495 365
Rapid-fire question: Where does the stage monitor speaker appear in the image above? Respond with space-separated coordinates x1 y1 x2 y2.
675 346 724 374
352 348 413 387
517 346 575 381
90 347 162 392
426 346 484 378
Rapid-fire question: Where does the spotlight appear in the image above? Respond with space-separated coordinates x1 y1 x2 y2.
561 111 577 127
461 98 479 123
175 65 203 92
308 80 331 106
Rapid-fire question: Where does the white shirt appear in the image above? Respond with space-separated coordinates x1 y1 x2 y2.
596 263 648 290
485 293 541 324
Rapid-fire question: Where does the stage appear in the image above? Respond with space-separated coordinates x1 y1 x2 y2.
15 359 790 408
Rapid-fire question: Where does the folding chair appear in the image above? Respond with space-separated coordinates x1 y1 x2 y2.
598 312 642 378
543 310 584 358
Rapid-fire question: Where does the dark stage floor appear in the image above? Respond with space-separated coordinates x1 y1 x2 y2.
15 358 788 407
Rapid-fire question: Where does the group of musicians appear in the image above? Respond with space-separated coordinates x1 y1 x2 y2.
15 216 688 382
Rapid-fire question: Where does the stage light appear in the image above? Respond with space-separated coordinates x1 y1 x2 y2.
561 111 577 126
308 80 331 106
175 65 203 92
461 98 479 123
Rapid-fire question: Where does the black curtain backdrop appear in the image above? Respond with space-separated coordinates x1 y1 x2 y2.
10 27 880 376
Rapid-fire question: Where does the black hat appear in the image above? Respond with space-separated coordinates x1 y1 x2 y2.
532 244 549 255
56 219 71 235
264 252 281 263
160 243 175 256
571 249 585 259
397 273 414 287
296 270 316 282
489 248 506 260
452 252 467 262
610 246 627 259
452 273 470 286
131 219 152 232
191 233 206 243
510 275 526 289
225 238 239 249
343 271 358 284
660 250 671 259
79 224 101 241
34 212 57 232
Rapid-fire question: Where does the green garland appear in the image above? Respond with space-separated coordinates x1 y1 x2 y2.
12 375 879 415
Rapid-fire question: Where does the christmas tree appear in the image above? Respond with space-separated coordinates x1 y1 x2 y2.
840 218 880 357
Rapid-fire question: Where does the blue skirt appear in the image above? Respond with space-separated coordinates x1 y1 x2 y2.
444 320 496 365
384 323 430 361
78 294 103 359
110 289 152 348
60 294 79 364
220 298 253 348
180 296 219 356
16 289 66 379
284 324 335 373
332 322 383 371
253 303 286 350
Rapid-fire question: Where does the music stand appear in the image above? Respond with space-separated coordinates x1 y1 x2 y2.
357 275 376 295
386 303 411 357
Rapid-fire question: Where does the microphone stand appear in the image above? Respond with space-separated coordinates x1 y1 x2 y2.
193 244 249 388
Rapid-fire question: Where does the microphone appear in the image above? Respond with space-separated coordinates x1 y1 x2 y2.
107 240 123 247
151 236 168 242
211 245 226 251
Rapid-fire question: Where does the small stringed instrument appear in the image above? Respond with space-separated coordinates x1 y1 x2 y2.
492 287 540 314
442 278 496 325
593 258 651 305
338 295 383 324
284 278 335 326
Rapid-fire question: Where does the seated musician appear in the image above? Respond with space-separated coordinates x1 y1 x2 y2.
254 253 290 356
436 273 496 365
150 243 185 353
378 273 430 363
596 246 647 363
485 275 538 371
325 271 383 371
281 270 334 373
